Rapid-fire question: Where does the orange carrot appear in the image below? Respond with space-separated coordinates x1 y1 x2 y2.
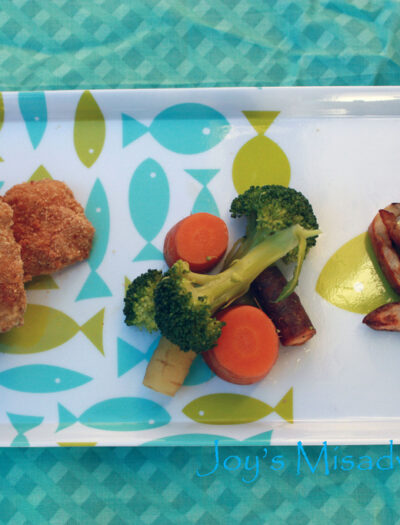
163 212 228 273
203 305 279 385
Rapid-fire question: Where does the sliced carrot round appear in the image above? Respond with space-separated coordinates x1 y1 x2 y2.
163 212 228 273
203 305 279 385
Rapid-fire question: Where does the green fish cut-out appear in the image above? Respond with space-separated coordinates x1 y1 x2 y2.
25 275 59 290
74 91 105 168
232 111 290 194
183 388 293 425
28 165 53 181
58 442 97 447
316 232 400 314
0 304 105 355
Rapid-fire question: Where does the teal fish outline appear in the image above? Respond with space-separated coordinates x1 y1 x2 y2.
0 365 92 393
143 430 272 446
57 397 171 432
183 354 214 386
186 169 220 216
129 158 169 261
117 336 159 377
18 92 47 149
76 178 112 301
118 336 213 385
7 413 44 447
122 103 230 154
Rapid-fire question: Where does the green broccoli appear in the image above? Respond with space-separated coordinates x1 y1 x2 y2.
154 192 320 354
226 184 319 266
224 184 319 300
123 269 163 332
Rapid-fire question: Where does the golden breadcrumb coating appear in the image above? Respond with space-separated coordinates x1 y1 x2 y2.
0 197 26 332
4 180 95 282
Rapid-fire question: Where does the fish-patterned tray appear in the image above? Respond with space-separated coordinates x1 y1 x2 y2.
1 86 400 447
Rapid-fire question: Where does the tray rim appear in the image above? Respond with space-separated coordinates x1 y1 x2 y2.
1 84 400 448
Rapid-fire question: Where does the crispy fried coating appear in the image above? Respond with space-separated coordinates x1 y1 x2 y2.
0 198 26 332
4 180 95 282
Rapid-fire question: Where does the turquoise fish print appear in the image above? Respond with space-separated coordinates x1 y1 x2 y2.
122 103 230 154
129 158 169 261
143 430 272 446
18 92 47 149
0 365 92 393
77 178 111 300
117 336 159 377
186 169 220 216
0 304 104 355
57 397 170 432
7 413 44 447
183 389 293 425
183 355 214 386
118 336 213 385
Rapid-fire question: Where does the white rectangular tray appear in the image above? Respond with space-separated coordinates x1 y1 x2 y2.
1 86 400 447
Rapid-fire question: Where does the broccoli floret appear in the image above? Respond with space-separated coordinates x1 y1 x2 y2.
224 185 319 300
154 219 320 353
228 185 319 265
124 269 163 332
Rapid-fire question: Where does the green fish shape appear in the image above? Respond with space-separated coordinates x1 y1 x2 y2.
58 442 97 447
183 388 293 425
232 111 290 194
25 275 59 291
316 232 400 314
0 305 104 355
28 164 53 182
74 91 105 168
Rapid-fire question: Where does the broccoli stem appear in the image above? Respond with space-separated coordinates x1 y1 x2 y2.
143 336 196 396
223 215 259 269
192 225 320 311
275 231 307 301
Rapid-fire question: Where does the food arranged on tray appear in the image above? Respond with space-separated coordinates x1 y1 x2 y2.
124 185 320 396
2 88 400 447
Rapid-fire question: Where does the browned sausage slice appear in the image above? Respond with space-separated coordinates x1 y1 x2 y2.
363 302 400 331
368 204 400 294
251 265 316 346
379 208 400 248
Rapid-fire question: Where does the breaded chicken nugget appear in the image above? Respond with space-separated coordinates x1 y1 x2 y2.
4 180 95 282
0 198 26 332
